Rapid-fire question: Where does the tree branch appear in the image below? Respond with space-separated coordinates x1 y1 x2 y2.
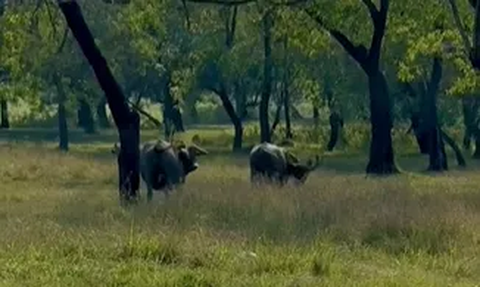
361 0 379 21
127 99 162 128
446 0 471 57
305 8 368 67
367 0 388 67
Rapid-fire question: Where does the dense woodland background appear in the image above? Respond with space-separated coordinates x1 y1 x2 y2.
1 0 479 171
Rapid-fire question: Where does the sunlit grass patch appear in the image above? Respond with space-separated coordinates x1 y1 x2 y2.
2 142 480 286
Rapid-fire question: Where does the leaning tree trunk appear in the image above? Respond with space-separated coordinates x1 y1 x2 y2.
0 99 9 129
259 10 273 143
216 84 243 151
441 129 467 167
58 0 140 204
365 71 398 174
54 74 69 152
424 57 447 171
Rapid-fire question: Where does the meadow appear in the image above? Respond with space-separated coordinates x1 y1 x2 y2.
1 126 480 286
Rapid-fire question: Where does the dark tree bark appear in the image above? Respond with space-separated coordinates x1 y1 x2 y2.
198 5 243 151
259 10 273 143
171 105 185 132
0 99 9 129
307 0 398 174
58 0 140 204
407 112 429 154
283 72 292 139
327 111 343 151
312 105 319 127
235 82 248 121
54 74 69 152
270 102 282 138
441 129 467 167
77 98 95 134
473 128 480 158
185 91 199 124
162 72 174 139
213 84 243 151
423 58 447 171
460 97 480 157
365 70 397 174
96 98 110 128
471 0 480 69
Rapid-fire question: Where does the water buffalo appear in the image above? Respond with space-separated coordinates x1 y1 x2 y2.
112 139 208 201
249 142 320 185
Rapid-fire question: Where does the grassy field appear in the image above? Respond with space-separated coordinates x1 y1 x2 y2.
2 128 480 286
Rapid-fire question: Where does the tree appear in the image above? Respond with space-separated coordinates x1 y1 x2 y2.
57 0 140 204
305 0 398 174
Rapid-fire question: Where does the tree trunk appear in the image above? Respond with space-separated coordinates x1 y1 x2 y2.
365 70 398 174
473 129 480 158
327 111 343 151
424 58 447 171
471 0 480 69
0 99 9 129
259 10 273 143
54 75 69 152
216 85 243 151
270 102 282 139
312 105 319 128
186 92 199 124
235 82 248 121
171 105 185 132
441 129 467 167
77 99 95 134
162 72 174 139
283 76 292 139
58 0 140 204
96 98 110 128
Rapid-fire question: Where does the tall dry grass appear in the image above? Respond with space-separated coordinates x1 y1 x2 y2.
2 142 480 286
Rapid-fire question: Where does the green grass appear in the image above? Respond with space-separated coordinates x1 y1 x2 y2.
2 127 480 286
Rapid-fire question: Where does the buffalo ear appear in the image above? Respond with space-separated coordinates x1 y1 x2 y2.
188 144 208 156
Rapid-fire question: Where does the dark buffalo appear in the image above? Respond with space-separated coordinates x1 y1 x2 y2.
249 142 319 185
112 139 208 201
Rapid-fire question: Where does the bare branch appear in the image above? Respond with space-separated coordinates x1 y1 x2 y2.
305 8 368 66
367 0 388 65
127 99 162 128
445 0 471 56
361 0 378 21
